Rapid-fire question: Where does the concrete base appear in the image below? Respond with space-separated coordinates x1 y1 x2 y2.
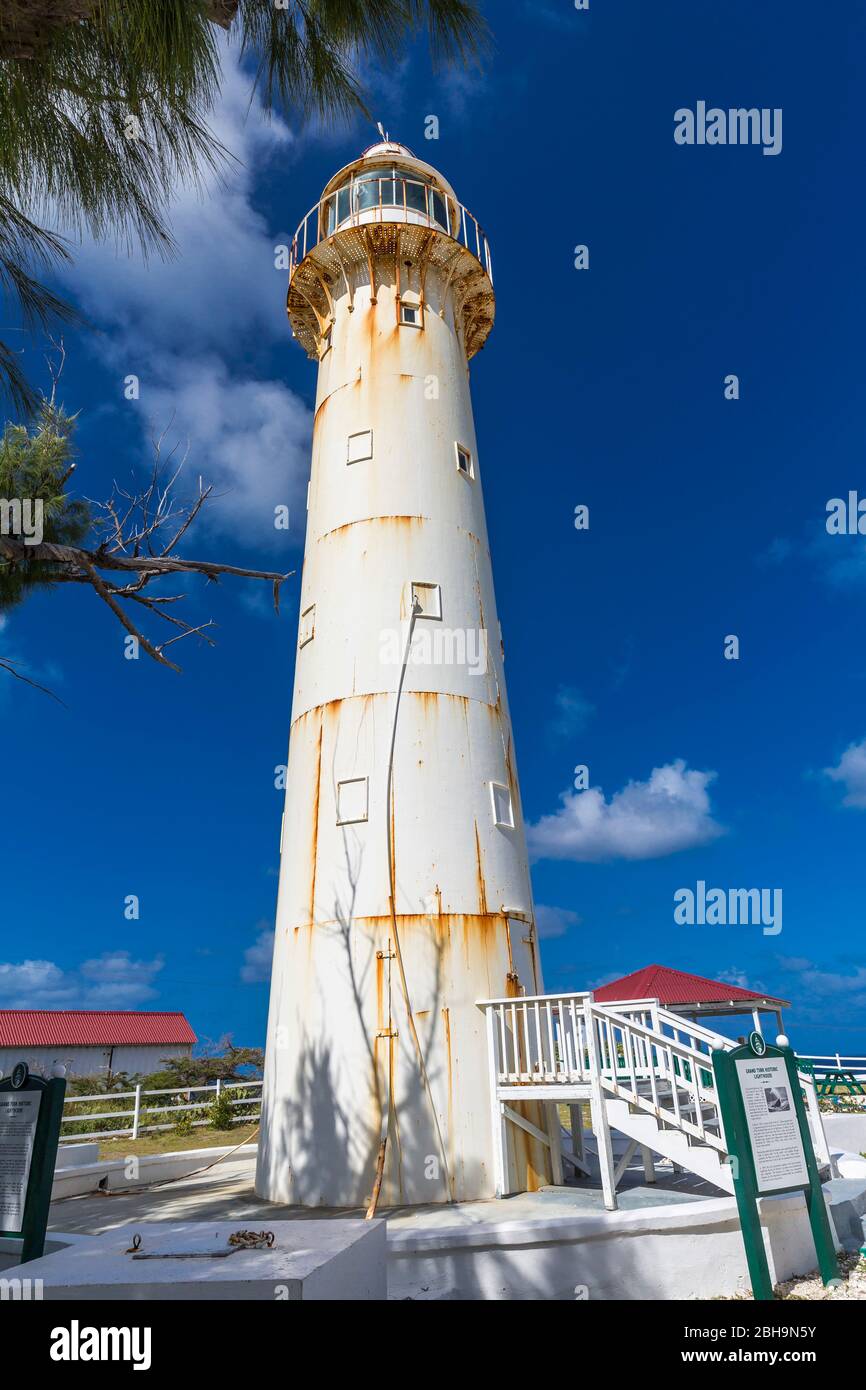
15 1220 386 1300
824 1178 866 1252
0 1234 88 1274
823 1113 866 1154
387 1187 840 1300
39 1154 849 1301
832 1149 866 1181
50 1143 259 1200
55 1144 99 1171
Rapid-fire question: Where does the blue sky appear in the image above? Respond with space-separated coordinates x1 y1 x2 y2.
2 1 865 1059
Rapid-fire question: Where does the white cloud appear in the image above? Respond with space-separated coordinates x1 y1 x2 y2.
717 967 753 990
793 961 866 997
586 970 623 991
774 957 866 1020
534 904 582 939
141 356 310 542
0 952 163 1008
549 685 594 739
241 927 274 983
436 64 484 119
57 45 312 546
62 51 293 355
527 759 724 863
824 739 866 809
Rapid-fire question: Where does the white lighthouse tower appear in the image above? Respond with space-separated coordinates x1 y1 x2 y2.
256 139 552 1207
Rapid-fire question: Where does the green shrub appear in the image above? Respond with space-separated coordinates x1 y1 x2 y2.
62 1072 139 1138
207 1088 236 1131
172 1103 195 1137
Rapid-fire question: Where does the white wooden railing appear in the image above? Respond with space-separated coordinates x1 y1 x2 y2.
477 993 831 1170
603 998 734 1055
59 1080 262 1143
589 1001 727 1150
481 991 594 1086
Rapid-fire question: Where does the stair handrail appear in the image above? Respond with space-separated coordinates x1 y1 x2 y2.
589 1001 726 1149
594 1001 831 1168
591 1002 728 1073
599 998 738 1054
654 1007 736 1052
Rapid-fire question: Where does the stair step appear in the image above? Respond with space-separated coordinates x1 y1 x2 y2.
603 1095 734 1193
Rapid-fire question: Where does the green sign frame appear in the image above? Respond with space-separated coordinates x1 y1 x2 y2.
0 1063 66 1264
712 1039 839 1301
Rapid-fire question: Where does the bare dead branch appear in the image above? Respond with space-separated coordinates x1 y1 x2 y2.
0 656 66 705
161 477 213 556
82 558 181 671
1 436 294 682
0 536 293 589
158 619 217 653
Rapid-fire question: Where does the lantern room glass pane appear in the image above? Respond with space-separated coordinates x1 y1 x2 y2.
429 189 448 230
324 167 451 235
405 180 426 214
353 167 392 212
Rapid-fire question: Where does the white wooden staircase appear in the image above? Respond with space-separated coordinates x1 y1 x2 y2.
602 1097 733 1193
477 992 829 1210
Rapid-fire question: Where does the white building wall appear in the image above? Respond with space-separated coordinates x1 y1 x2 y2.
0 1044 191 1080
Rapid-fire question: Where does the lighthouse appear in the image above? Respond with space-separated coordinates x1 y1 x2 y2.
256 140 552 1207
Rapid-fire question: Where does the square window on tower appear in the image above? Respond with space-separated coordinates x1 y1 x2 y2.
490 781 515 829
455 443 474 479
336 777 369 826
400 301 422 327
347 429 373 465
411 582 442 620
298 603 316 648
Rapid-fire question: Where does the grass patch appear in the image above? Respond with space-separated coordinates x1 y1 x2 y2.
61 1124 259 1161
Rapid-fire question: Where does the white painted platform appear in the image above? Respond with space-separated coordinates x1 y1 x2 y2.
39 1155 846 1301
387 1187 833 1301
18 1220 387 1301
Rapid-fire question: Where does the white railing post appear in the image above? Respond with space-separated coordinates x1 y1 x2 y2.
585 1001 617 1211
484 1005 508 1197
545 1103 564 1186
131 1082 141 1140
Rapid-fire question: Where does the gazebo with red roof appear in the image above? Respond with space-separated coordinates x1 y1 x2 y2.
593 964 790 1039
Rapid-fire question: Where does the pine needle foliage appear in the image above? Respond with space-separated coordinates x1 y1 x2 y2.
0 1 487 415
0 398 90 608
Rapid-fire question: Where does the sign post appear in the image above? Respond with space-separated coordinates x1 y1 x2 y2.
712 1035 839 1301
0 1062 66 1264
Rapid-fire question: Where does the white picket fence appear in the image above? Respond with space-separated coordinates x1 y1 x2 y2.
59 1079 263 1143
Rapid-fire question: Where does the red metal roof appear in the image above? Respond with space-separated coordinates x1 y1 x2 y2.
593 964 789 1009
0 1010 197 1048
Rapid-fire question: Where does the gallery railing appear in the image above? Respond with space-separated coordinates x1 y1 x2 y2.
289 173 493 284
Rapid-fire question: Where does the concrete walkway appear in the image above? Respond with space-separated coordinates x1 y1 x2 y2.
49 1154 722 1238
